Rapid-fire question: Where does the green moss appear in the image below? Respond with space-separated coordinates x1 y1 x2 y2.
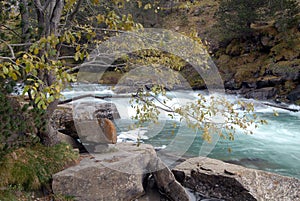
0 190 18 201
269 60 300 75
0 143 79 191
234 63 258 83
0 187 76 201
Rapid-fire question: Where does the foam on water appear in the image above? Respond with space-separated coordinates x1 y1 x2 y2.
61 85 300 178
117 127 148 143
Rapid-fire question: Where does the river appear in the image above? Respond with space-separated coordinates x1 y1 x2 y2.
62 83 300 179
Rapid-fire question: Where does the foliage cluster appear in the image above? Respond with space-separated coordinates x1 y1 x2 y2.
0 0 267 148
0 0 148 145
0 91 45 159
216 0 300 42
131 90 267 142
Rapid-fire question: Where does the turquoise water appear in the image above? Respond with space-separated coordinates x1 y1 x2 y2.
63 84 300 179
114 114 300 179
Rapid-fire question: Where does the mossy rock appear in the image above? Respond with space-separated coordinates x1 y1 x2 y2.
234 63 261 84
225 39 243 56
271 47 300 61
268 60 300 78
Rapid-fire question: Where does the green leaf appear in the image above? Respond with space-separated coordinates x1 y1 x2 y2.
3 66 9 74
33 48 39 55
48 96 55 103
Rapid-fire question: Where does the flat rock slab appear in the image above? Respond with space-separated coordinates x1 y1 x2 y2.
52 143 155 201
52 143 190 201
173 157 300 201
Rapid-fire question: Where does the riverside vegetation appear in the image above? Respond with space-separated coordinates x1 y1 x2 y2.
0 0 299 200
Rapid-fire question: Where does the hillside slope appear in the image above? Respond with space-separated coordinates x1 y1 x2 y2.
159 1 300 104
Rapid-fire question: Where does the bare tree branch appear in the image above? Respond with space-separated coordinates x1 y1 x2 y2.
34 0 43 12
0 24 22 38
42 0 54 12
69 0 83 21
58 93 131 104
263 102 300 112
57 56 76 60
65 63 125 73
9 43 33 47
0 39 16 60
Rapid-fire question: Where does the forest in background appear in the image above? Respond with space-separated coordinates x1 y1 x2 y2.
0 0 299 199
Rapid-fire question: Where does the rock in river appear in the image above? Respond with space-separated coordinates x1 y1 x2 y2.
173 157 300 201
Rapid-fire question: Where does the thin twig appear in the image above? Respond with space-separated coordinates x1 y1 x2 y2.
0 39 16 59
0 24 22 38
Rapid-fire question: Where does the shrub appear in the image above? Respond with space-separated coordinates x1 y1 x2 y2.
0 143 79 191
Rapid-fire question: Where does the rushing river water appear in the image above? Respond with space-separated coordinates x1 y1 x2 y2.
62 84 300 179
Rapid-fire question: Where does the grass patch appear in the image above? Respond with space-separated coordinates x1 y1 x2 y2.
0 143 79 191
0 187 76 201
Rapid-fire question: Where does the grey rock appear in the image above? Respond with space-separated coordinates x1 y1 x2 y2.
287 85 300 102
193 8 203 16
52 143 154 201
173 157 300 201
150 157 190 201
261 36 274 47
57 131 82 149
224 79 240 90
53 143 189 201
256 76 283 89
51 102 120 139
242 87 278 100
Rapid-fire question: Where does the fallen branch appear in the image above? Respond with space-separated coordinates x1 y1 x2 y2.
58 93 131 104
263 102 299 112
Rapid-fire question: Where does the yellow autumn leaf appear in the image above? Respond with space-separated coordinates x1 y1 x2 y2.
55 85 60 92
144 3 151 10
11 72 18 80
137 0 142 8
34 48 39 55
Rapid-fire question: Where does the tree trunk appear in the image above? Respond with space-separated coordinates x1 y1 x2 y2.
20 0 30 41
33 0 64 146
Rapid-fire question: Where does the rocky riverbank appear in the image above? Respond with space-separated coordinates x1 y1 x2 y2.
52 143 300 201
50 100 300 200
173 157 300 201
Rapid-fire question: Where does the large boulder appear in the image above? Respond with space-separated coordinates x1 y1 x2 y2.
173 157 300 201
51 102 120 134
287 85 300 102
256 76 283 89
52 143 154 201
51 102 120 147
242 87 278 100
52 143 190 201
